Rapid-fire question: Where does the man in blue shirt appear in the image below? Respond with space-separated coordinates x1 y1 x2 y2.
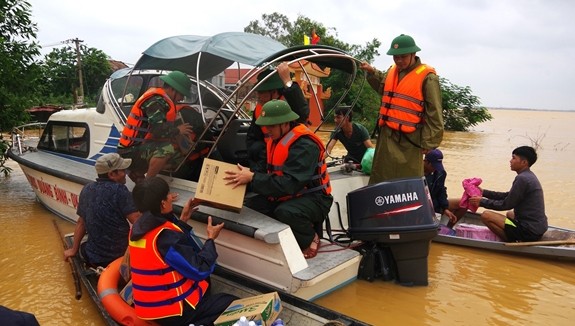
64 153 141 267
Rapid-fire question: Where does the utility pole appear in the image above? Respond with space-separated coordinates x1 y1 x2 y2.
41 38 86 106
71 38 84 106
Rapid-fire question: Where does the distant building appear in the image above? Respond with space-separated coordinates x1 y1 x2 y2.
27 105 65 122
224 68 256 90
109 59 129 72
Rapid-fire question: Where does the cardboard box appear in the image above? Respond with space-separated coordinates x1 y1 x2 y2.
196 158 246 213
214 292 282 326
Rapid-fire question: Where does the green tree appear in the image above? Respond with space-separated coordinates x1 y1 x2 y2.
40 44 112 105
244 12 491 132
440 77 491 131
245 13 380 62
245 13 381 129
0 0 41 132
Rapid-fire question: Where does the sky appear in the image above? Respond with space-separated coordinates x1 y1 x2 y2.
28 0 575 111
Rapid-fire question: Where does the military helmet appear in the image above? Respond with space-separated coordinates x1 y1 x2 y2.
160 71 192 98
386 34 421 55
255 100 299 126
255 68 284 92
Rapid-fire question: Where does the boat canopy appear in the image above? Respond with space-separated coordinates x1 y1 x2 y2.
132 32 287 79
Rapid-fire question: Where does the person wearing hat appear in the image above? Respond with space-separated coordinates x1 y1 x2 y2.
359 34 444 184
226 100 332 259
64 153 141 267
118 70 195 183
424 149 458 223
246 62 309 173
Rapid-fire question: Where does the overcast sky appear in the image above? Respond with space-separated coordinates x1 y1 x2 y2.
28 0 575 111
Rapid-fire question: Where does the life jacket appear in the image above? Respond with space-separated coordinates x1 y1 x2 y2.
129 221 209 320
266 124 331 201
119 88 177 147
378 64 436 133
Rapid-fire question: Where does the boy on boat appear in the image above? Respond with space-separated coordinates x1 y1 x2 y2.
466 146 548 242
324 106 375 165
423 149 458 223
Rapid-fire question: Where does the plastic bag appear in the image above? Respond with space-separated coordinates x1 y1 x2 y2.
360 147 375 175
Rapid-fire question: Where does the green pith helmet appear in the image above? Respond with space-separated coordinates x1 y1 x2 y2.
386 34 421 55
255 100 300 126
160 71 192 98
255 68 284 91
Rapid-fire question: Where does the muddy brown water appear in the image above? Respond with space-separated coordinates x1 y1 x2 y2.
1 109 574 325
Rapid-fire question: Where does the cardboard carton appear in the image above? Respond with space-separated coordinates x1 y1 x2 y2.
195 158 246 213
214 292 282 326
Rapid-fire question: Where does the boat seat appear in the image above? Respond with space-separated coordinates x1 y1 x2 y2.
216 118 250 166
187 203 290 244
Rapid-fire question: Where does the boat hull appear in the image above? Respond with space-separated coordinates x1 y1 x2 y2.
434 212 575 261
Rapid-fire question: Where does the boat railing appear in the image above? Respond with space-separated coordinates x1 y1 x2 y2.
10 122 47 155
191 47 364 162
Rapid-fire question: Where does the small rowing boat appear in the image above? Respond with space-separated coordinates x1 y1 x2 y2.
434 212 575 261
63 234 369 326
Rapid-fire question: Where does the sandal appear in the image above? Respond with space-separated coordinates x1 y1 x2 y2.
303 233 321 259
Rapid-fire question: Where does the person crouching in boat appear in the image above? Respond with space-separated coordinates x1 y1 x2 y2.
129 176 238 326
117 70 195 183
225 100 333 259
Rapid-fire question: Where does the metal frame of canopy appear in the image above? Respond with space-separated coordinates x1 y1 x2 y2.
116 32 368 173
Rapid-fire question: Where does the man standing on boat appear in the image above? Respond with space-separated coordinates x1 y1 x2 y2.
468 146 548 242
117 70 195 182
359 34 444 184
64 153 140 267
247 62 310 173
226 100 332 259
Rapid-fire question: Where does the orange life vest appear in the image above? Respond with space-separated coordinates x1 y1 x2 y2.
254 103 269 137
378 64 436 133
266 124 331 201
119 88 177 147
129 221 209 320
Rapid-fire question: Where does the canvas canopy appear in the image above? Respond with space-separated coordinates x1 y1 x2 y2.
133 32 287 79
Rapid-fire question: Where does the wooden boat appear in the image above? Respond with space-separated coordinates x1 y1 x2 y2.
63 234 369 326
7 32 369 301
434 212 575 261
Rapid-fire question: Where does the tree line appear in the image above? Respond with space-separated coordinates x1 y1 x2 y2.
245 12 492 133
1 0 112 132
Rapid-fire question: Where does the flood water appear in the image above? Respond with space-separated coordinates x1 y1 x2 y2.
1 109 574 325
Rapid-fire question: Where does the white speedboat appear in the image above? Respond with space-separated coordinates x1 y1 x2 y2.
8 32 370 301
